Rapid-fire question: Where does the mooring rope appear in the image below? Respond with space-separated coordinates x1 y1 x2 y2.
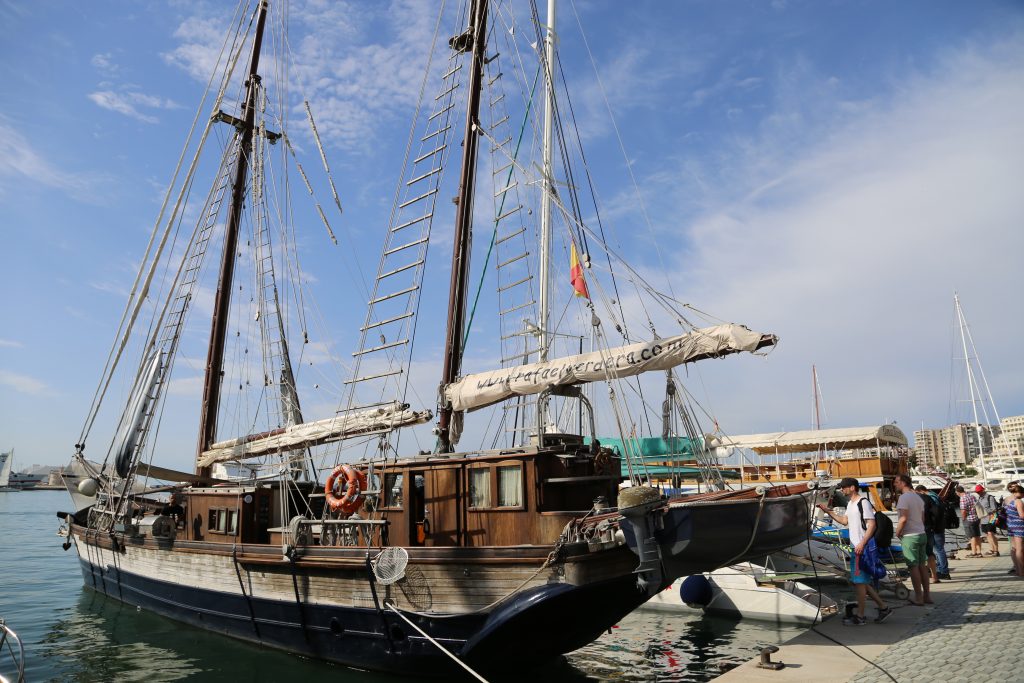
384 603 489 683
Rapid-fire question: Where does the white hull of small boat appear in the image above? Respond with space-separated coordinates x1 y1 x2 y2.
640 565 837 625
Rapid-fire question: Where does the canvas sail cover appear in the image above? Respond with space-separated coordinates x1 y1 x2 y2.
197 401 431 467
446 323 775 412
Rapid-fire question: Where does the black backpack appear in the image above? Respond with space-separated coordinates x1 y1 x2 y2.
858 498 894 548
920 493 944 533
943 499 961 530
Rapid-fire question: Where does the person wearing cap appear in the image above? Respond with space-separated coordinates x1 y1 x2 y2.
957 485 983 557
817 477 892 625
974 484 1000 556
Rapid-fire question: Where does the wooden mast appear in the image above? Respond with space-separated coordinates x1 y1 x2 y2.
437 0 489 452
196 1 270 478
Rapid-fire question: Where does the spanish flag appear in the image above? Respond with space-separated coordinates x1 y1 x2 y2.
570 242 589 299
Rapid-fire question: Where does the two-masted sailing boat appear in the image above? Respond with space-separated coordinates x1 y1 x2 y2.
60 0 812 675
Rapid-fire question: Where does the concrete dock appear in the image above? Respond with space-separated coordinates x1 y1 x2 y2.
717 550 1022 682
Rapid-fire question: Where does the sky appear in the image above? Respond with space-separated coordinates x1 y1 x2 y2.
1 0 1022 471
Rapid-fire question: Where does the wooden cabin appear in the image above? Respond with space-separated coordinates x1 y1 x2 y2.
165 436 618 549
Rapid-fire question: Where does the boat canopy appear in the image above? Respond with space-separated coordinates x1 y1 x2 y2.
446 324 775 413
723 425 908 456
594 436 742 479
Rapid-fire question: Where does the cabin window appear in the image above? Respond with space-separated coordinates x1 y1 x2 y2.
208 507 238 535
496 465 523 508
384 473 404 509
468 468 491 508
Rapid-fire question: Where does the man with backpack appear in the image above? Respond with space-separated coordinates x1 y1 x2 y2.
894 474 931 605
817 477 892 625
916 484 951 581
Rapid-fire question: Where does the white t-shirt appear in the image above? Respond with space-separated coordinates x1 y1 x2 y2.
897 491 926 535
847 495 875 546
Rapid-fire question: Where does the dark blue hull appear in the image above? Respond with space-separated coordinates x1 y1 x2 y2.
77 554 646 676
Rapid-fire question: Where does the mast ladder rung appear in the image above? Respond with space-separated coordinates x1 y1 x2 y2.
490 93 505 107
503 399 539 410
384 236 429 257
434 83 460 101
428 103 456 122
421 125 451 142
369 285 418 305
494 181 518 197
392 213 432 233
488 72 503 87
492 162 513 177
378 259 423 280
343 399 400 413
361 311 414 331
344 369 403 385
353 339 408 357
501 349 539 364
491 115 509 128
495 207 523 225
490 137 512 152
497 275 532 292
398 188 438 209
497 225 528 244
497 251 529 268
406 167 442 186
442 63 463 80
413 146 447 164
499 300 535 316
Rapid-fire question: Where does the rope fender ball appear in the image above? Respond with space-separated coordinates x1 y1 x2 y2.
325 464 367 514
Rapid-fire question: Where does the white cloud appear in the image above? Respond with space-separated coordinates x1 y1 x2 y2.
0 369 53 396
663 38 1024 434
87 90 179 124
0 120 99 201
0 339 22 348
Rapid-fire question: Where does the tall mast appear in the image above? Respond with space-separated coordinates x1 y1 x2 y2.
536 0 557 438
955 293 987 482
196 0 270 477
437 0 489 452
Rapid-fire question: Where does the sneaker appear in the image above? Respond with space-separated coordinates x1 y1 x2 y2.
937 572 952 580
875 607 893 623
842 615 867 626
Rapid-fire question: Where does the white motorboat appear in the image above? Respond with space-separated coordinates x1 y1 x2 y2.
639 563 837 625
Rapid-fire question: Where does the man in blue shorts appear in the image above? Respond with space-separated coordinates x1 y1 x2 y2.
818 477 892 625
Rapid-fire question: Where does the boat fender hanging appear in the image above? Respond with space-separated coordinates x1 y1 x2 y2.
679 575 713 608
325 464 367 514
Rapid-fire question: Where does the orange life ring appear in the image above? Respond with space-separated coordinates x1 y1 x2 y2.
325 464 366 514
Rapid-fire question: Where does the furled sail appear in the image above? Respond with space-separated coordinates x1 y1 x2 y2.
197 401 432 467
445 324 776 413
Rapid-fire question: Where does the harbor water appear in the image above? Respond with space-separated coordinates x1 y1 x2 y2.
1 491 806 682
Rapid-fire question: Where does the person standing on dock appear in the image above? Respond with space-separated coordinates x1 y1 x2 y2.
817 477 892 625
957 485 984 557
1005 482 1024 577
916 484 950 581
974 484 1001 557
895 474 931 605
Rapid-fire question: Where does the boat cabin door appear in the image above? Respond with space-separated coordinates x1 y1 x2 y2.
409 467 461 546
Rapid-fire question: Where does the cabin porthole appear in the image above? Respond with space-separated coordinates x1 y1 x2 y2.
329 618 344 636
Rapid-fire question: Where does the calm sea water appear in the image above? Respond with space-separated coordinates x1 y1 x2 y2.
0 491 805 682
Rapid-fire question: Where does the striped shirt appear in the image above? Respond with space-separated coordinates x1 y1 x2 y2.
960 492 979 523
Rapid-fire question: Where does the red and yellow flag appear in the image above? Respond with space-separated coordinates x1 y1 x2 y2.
570 242 589 299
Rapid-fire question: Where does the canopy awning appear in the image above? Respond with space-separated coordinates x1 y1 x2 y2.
722 425 908 456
